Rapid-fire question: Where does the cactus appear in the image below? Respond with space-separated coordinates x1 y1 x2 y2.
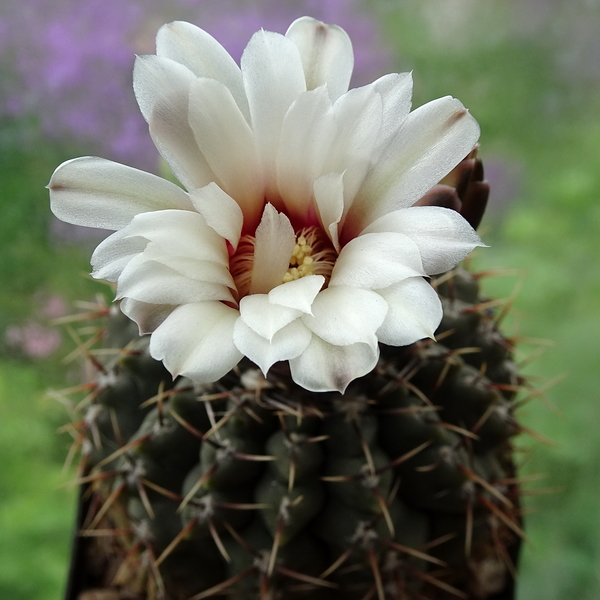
49 16 531 600
61 193 527 600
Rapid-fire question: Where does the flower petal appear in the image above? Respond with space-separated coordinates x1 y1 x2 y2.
148 111 214 193
188 78 263 226
329 232 425 289
119 298 176 335
238 294 302 340
301 286 388 349
372 72 413 153
241 30 306 193
150 302 242 381
48 157 193 230
118 210 229 266
134 55 192 123
91 230 148 281
363 206 485 275
249 204 295 295
267 276 325 313
289 336 379 393
115 254 233 305
188 183 243 250
141 243 234 288
328 84 383 209
376 277 443 345
133 55 215 190
276 86 336 223
233 318 312 376
313 172 344 252
156 21 250 121
285 16 353 102
348 96 480 235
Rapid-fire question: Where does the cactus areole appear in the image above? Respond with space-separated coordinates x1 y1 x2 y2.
51 16 523 600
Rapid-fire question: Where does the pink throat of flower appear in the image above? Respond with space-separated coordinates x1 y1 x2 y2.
229 225 337 301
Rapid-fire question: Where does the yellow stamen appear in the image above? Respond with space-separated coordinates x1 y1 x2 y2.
281 226 337 284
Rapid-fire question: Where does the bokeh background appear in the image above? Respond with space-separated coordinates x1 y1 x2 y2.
1 0 599 598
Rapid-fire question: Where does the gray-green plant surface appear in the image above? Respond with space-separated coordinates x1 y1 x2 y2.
1 1 599 599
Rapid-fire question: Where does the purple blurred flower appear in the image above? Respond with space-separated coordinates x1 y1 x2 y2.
39 294 69 319
2 0 154 168
1 0 392 171
3 294 67 359
5 322 62 359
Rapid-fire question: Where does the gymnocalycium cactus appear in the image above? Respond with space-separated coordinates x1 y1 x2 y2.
51 16 527 600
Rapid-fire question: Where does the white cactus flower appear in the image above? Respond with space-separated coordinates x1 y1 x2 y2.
49 17 484 393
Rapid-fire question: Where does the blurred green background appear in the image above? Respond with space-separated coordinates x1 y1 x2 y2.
1 0 599 598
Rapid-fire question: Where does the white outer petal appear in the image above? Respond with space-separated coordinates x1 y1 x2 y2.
329 232 425 290
267 276 325 313
372 72 413 153
301 286 388 350
119 298 176 335
238 294 302 341
285 16 354 101
134 55 193 123
115 254 233 305
348 96 480 235
376 277 443 345
241 30 306 194
91 230 148 282
133 55 215 190
327 84 383 210
313 172 344 252
276 86 335 223
118 210 229 267
363 206 485 275
188 183 243 250
48 157 193 230
156 21 250 121
233 318 312 376
188 78 264 226
289 336 379 393
140 243 234 288
150 302 242 381
250 204 295 295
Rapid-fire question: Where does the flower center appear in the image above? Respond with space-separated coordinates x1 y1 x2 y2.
282 226 337 284
229 225 337 301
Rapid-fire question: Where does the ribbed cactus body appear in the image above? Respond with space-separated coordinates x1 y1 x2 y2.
66 267 522 600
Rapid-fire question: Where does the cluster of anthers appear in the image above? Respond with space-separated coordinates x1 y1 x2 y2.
283 228 337 284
